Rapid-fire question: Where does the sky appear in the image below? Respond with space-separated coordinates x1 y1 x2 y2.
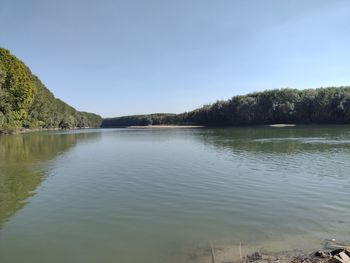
1 0 350 117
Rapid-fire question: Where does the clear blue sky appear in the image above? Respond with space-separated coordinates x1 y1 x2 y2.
1 0 350 117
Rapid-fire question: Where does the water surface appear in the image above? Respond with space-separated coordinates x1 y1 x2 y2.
0 126 350 263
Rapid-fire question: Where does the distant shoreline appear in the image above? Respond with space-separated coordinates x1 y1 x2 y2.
128 124 297 129
127 125 204 129
269 124 296 127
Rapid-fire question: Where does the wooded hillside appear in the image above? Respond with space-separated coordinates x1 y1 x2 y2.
0 48 101 133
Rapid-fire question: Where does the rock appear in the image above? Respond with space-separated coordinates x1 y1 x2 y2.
330 249 350 257
247 252 263 262
328 249 350 263
315 251 329 258
331 249 346 256
333 252 350 263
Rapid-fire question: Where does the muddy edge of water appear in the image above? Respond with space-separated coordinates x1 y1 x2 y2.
179 239 350 263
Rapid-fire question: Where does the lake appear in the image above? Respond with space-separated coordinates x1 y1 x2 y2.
0 126 350 263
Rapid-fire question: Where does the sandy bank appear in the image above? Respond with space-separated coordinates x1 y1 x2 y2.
127 125 204 129
269 124 297 128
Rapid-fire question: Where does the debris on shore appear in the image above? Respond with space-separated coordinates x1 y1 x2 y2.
290 248 350 263
185 240 350 263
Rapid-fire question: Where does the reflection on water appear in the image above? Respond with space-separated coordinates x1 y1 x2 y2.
0 130 100 226
199 126 350 154
0 126 350 263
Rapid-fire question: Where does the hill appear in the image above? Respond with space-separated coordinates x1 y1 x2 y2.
0 48 101 133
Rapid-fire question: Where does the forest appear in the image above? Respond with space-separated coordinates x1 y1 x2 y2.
2 47 350 131
102 113 178 127
0 48 102 133
102 87 350 127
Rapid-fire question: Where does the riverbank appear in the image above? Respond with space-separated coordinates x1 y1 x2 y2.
184 239 350 263
127 125 205 129
269 124 297 128
0 127 94 135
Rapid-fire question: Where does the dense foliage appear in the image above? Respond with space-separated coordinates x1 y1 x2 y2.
102 87 350 127
102 113 177 127
0 48 101 133
182 87 350 125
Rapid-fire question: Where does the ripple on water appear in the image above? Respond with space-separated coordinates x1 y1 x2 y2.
1 127 350 263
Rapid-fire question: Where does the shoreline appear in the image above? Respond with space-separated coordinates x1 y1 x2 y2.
0 127 95 135
269 124 297 128
3 123 350 135
185 239 350 263
127 125 205 129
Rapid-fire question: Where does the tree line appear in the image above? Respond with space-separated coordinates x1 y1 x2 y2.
0 48 102 133
102 113 178 127
102 87 350 127
3 47 350 131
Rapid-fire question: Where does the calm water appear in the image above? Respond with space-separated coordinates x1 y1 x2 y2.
0 126 350 263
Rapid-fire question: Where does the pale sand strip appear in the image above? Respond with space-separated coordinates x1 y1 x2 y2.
269 124 296 127
127 125 204 129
